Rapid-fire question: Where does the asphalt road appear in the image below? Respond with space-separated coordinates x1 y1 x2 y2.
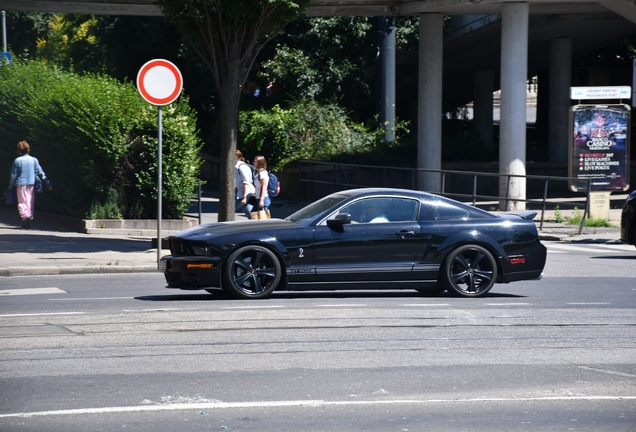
0 241 634 431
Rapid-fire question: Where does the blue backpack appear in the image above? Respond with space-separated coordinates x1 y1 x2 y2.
267 171 280 197
241 162 258 184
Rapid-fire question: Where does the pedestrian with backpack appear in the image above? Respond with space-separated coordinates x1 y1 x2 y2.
235 150 256 218
251 155 271 219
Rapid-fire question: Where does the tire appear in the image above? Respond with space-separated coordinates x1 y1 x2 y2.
442 245 497 297
222 245 282 299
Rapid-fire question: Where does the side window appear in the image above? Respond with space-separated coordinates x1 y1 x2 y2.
339 197 419 223
434 201 470 221
383 198 419 222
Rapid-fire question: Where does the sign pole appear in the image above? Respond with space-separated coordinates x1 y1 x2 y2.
136 59 183 265
157 105 163 263
2 11 6 54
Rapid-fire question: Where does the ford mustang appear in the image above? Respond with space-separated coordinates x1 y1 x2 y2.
159 188 546 299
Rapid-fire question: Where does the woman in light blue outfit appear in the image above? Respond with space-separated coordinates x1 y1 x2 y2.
8 141 51 229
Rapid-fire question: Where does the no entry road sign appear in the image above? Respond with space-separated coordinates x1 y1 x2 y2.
137 59 183 106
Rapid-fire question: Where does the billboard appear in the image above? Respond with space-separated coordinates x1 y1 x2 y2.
568 104 631 192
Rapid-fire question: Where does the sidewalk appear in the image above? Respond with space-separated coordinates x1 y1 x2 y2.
0 196 624 278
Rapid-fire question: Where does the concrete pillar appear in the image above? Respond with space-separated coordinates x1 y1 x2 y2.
548 38 572 163
418 13 444 193
499 3 529 210
375 16 396 144
473 69 494 152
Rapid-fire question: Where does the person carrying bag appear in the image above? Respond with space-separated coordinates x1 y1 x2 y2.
7 141 52 229
249 155 271 220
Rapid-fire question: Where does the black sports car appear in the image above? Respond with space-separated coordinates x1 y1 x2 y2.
620 189 636 247
160 188 546 299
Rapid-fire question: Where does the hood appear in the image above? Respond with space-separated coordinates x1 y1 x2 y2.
170 218 297 240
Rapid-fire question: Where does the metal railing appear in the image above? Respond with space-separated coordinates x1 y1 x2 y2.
298 160 592 234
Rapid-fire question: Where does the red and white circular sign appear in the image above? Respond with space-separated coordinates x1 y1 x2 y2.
137 59 183 106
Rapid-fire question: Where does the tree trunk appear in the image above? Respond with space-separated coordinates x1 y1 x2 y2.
216 48 243 222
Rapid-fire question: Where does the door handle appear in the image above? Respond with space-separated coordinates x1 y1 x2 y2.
397 230 415 238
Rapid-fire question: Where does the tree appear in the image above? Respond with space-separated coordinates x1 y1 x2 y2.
156 0 312 221
252 16 419 119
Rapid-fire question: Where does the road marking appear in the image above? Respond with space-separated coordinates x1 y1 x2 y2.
594 244 636 252
316 304 367 307
577 365 636 379
0 287 66 296
0 312 85 317
1 396 635 418
49 297 133 301
221 306 285 309
121 308 200 312
545 244 625 254
402 304 450 307
567 302 611 305
485 303 532 306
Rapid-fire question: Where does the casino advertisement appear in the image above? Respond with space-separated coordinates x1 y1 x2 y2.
568 104 630 192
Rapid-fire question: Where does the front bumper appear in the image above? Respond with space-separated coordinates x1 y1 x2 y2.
160 255 221 289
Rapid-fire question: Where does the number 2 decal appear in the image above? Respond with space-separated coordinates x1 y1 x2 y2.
298 248 304 258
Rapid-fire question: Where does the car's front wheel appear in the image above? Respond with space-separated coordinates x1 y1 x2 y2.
442 245 497 297
222 245 282 299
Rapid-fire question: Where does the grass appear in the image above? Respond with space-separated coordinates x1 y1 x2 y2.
564 207 616 228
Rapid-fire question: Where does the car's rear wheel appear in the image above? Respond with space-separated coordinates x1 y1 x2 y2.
222 245 282 299
442 245 497 297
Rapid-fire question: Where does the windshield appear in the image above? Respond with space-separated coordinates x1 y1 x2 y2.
286 194 349 223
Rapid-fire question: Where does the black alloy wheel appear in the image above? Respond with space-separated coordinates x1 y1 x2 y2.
222 245 282 299
442 244 497 297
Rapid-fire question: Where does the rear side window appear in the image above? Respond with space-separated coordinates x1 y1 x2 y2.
434 201 470 220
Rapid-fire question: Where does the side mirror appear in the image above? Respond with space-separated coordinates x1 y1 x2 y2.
327 213 351 226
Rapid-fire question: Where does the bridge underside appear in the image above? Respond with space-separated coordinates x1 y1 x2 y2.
1 0 635 208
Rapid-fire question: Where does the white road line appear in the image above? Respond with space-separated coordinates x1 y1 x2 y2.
221 306 285 309
567 302 611 305
594 244 636 252
0 287 66 296
316 304 368 307
121 308 200 312
1 396 635 418
0 312 85 317
577 365 636 379
545 244 623 253
49 297 133 301
485 303 532 306
402 304 450 307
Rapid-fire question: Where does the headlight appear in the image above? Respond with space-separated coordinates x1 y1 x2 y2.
189 242 210 256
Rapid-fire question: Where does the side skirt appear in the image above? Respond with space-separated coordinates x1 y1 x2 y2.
286 280 439 291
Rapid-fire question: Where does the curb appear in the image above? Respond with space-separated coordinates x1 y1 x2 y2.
0 265 158 277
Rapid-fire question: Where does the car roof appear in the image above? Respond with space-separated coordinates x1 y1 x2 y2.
338 187 437 199
336 188 495 218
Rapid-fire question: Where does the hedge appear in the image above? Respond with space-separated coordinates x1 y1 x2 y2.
0 60 202 219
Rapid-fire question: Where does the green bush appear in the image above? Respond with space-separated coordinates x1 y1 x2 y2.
565 207 615 227
239 99 404 167
0 60 202 219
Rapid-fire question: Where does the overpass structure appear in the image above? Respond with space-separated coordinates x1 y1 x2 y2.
1 0 636 208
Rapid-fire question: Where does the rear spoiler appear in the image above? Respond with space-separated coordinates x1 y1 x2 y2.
501 210 538 220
